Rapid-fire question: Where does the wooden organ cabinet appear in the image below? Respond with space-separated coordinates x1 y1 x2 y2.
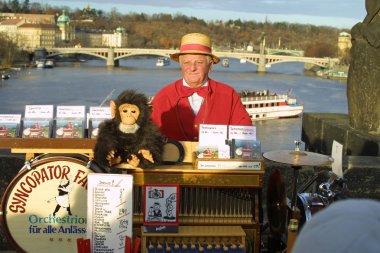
127 163 265 253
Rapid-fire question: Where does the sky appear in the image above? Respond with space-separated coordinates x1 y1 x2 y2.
34 0 367 29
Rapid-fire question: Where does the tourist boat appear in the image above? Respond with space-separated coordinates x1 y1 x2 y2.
240 89 304 121
222 58 229 67
156 57 170 67
35 59 46 68
240 58 247 64
1 73 10 80
45 59 55 68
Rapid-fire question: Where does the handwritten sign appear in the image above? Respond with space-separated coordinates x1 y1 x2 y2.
56 106 85 118
199 124 228 146
89 107 112 119
87 174 133 253
0 114 21 123
228 125 257 140
24 105 54 119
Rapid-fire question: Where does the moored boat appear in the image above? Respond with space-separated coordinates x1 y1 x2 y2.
156 57 170 67
240 89 304 121
35 59 46 68
45 59 55 68
1 73 10 80
222 58 229 67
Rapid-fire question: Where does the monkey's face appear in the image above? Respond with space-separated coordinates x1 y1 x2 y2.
119 103 140 126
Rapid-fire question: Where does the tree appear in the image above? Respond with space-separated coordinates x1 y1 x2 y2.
10 0 21 12
21 0 29 13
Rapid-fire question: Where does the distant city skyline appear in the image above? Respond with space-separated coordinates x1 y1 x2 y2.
33 0 366 29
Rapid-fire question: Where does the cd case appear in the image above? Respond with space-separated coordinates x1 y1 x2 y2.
22 119 52 138
54 119 84 138
231 139 262 159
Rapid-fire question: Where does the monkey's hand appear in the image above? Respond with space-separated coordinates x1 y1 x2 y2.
127 154 140 167
138 149 154 163
106 150 121 166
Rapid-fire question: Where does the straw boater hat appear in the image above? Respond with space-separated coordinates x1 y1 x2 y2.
170 33 220 64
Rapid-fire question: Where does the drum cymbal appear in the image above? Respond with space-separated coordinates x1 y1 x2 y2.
263 150 333 166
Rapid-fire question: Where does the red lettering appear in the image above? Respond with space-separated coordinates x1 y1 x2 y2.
25 176 37 188
47 165 54 179
9 204 25 213
76 173 88 189
54 165 62 179
31 170 41 185
61 165 70 180
40 167 49 182
19 182 32 193
13 189 29 203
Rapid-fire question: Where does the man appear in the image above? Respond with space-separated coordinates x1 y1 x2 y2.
151 33 252 141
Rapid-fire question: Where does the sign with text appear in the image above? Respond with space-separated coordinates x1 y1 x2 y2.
25 105 54 119
228 125 257 140
56 106 86 118
89 107 112 119
199 124 228 146
87 174 133 253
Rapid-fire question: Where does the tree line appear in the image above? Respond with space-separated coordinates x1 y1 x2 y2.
1 0 352 66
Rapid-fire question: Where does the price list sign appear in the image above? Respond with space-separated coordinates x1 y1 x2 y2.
87 174 133 253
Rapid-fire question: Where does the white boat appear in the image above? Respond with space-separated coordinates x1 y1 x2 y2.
1 73 10 79
240 58 247 64
240 89 304 121
222 58 229 67
45 59 55 68
156 57 170 67
36 59 45 68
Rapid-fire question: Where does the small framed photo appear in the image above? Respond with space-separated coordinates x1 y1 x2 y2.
143 184 179 233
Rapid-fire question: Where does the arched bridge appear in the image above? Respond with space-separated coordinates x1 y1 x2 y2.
46 47 340 72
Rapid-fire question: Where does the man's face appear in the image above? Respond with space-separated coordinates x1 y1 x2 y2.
179 54 213 88
119 103 140 125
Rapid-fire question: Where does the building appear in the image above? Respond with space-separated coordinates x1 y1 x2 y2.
102 27 128 48
337 32 352 57
17 23 57 49
56 10 75 43
0 13 55 24
0 11 128 50
0 18 25 42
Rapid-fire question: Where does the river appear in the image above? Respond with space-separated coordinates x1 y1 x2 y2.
0 57 348 152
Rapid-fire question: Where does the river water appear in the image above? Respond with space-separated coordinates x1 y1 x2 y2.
0 57 348 152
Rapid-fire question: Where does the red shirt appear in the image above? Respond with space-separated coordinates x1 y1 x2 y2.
151 79 252 141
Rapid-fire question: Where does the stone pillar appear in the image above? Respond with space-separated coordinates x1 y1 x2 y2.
347 1 380 134
257 55 267 73
106 48 115 66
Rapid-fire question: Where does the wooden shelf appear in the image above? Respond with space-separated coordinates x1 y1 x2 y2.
0 138 198 162
0 138 96 160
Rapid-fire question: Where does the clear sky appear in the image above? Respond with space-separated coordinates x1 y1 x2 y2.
35 0 366 29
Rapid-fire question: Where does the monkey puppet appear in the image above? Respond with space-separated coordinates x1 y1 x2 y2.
93 89 164 171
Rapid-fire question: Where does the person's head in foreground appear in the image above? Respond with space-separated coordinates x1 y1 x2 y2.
292 198 380 253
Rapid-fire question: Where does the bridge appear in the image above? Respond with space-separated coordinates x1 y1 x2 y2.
45 47 340 72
